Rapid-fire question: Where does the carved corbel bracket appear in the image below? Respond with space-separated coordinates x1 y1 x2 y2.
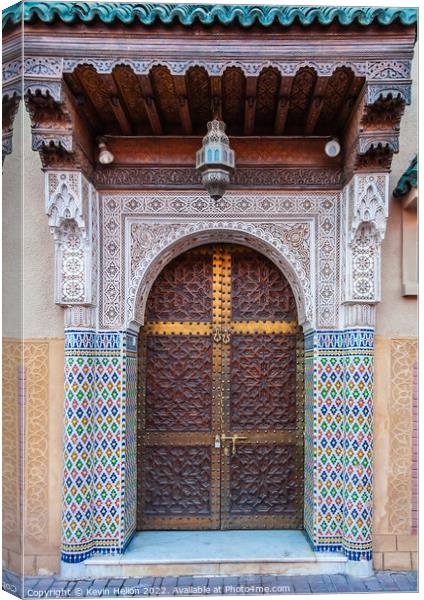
24 86 94 176
46 171 97 307
366 81 412 105
2 57 23 160
6 56 94 176
342 173 389 312
2 92 21 160
343 71 412 180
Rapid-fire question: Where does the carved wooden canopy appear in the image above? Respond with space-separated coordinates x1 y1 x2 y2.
2 3 417 188
63 63 365 138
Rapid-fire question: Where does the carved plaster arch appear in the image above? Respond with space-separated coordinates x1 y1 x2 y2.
127 220 313 331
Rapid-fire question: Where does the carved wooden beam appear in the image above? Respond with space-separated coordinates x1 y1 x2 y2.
244 76 258 135
305 78 328 135
103 74 133 135
274 77 293 135
334 76 364 132
210 76 222 120
65 72 103 132
173 75 192 134
138 74 163 135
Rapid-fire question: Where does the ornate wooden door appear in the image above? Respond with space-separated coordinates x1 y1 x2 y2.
137 244 304 530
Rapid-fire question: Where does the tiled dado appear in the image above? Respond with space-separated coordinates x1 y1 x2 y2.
62 328 375 566
61 330 137 564
2 337 65 575
304 329 374 563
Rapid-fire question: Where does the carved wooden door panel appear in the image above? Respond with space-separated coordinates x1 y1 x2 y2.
219 246 304 529
137 244 303 530
137 246 221 529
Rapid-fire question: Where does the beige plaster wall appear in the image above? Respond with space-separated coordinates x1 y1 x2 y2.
3 104 64 339
376 52 418 337
371 54 418 572
3 106 65 575
2 100 23 339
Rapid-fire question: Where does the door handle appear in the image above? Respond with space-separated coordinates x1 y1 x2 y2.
213 326 221 342
221 433 248 455
222 328 231 344
213 326 230 344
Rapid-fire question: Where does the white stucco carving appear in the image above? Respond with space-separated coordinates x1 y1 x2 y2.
46 171 98 307
342 173 389 314
98 191 341 331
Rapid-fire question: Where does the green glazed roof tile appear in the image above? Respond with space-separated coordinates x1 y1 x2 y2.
2 3 419 29
393 155 418 197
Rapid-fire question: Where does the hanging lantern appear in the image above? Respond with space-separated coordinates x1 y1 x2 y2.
196 119 235 200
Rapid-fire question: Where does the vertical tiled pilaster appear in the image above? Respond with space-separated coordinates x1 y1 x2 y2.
61 330 96 563
313 331 345 553
304 327 374 566
92 331 123 554
62 329 136 562
342 329 374 562
304 330 345 554
122 331 138 548
303 331 316 545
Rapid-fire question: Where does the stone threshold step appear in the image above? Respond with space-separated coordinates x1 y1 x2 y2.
78 556 348 578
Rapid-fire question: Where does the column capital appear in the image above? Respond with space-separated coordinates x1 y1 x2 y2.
343 304 376 328
64 306 96 329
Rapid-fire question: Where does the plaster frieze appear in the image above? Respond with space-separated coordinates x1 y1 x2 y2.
94 166 343 190
62 58 369 78
3 55 412 83
366 81 412 105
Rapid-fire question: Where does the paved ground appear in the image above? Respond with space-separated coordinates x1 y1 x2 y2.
2 569 418 597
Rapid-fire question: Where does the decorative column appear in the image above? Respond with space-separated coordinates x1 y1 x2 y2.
45 171 99 564
44 166 139 573
303 329 346 556
341 173 389 575
62 313 96 563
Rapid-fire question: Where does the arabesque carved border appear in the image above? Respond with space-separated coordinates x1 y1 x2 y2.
388 337 418 534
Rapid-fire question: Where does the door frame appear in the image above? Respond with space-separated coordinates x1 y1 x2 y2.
136 243 305 531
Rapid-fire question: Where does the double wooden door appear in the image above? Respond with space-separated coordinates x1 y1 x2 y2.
137 244 304 530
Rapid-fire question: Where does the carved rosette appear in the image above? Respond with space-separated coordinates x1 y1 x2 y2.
342 173 389 325
46 171 98 309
